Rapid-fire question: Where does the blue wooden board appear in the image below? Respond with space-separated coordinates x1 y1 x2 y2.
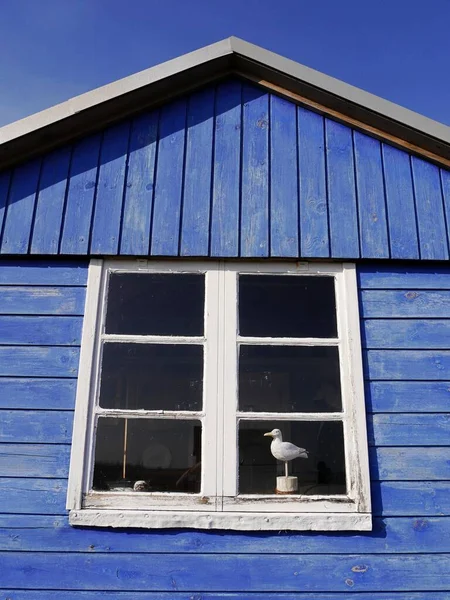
325 120 359 258
120 111 158 255
368 414 450 446
0 286 86 315
1 514 450 554
358 264 450 289
0 378 76 410
0 79 448 260
0 479 67 514
382 144 419 259
60 135 101 255
298 108 329 257
362 318 450 349
0 260 87 285
411 157 448 260
30 147 71 254
353 132 389 258
1 552 450 591
364 349 450 380
374 481 450 516
210 81 241 257
270 94 298 257
0 347 79 377
1 158 41 254
0 593 448 600
360 290 450 318
366 381 450 413
180 88 214 256
90 122 130 255
0 444 70 478
372 447 450 480
240 84 269 257
0 410 73 443
0 316 82 345
151 99 187 256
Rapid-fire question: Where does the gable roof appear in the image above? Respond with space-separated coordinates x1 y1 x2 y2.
0 37 450 170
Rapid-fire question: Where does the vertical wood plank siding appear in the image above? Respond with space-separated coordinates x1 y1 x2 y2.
1 78 449 259
1 260 449 597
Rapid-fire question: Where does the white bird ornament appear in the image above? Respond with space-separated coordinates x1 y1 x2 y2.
264 428 308 477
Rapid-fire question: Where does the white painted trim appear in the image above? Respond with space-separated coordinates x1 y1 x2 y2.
66 259 103 510
237 412 344 421
101 334 205 344
70 509 372 531
236 336 340 346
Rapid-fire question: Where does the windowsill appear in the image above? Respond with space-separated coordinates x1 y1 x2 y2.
69 509 372 531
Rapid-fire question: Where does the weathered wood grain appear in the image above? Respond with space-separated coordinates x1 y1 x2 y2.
120 111 158 255
0 315 82 345
364 349 450 380
325 120 359 258
411 157 448 260
360 289 450 318
372 447 450 480
0 260 87 285
90 122 130 255
362 319 450 349
270 94 298 257
0 378 76 410
0 479 67 514
298 107 329 258
375 481 450 516
1 159 41 254
241 84 269 257
30 147 71 255
366 381 450 413
0 444 70 477
151 99 186 256
382 144 419 259
0 286 85 315
1 593 448 600
180 88 214 256
1 514 450 554
1 552 449 591
368 414 450 446
0 410 73 443
353 132 389 258
358 264 450 289
210 81 241 257
60 135 101 254
0 347 80 377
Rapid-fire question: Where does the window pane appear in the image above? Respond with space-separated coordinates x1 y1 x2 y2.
239 275 337 338
105 272 205 335
239 345 342 412
99 343 203 411
93 418 202 493
239 420 346 495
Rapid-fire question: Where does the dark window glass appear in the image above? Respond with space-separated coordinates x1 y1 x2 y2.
238 420 346 495
105 273 205 335
99 343 203 411
93 418 202 493
239 345 342 412
239 275 337 338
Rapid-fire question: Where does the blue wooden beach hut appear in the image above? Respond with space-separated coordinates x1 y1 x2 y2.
1 37 450 597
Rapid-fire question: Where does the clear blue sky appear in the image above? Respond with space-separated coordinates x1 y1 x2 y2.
0 0 449 127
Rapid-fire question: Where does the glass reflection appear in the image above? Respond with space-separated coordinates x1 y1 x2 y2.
105 272 205 335
93 418 202 493
239 275 337 338
238 420 346 495
239 345 342 412
99 343 203 411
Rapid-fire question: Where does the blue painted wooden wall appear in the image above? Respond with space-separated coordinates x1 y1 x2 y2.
1 78 450 260
0 259 449 597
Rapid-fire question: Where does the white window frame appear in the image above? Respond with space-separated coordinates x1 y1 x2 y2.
67 259 371 531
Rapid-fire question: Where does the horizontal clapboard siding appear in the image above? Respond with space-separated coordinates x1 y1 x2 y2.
0 79 450 260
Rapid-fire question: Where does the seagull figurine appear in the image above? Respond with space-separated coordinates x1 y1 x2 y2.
264 428 308 477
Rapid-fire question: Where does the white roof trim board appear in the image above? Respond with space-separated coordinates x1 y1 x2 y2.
0 37 449 167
